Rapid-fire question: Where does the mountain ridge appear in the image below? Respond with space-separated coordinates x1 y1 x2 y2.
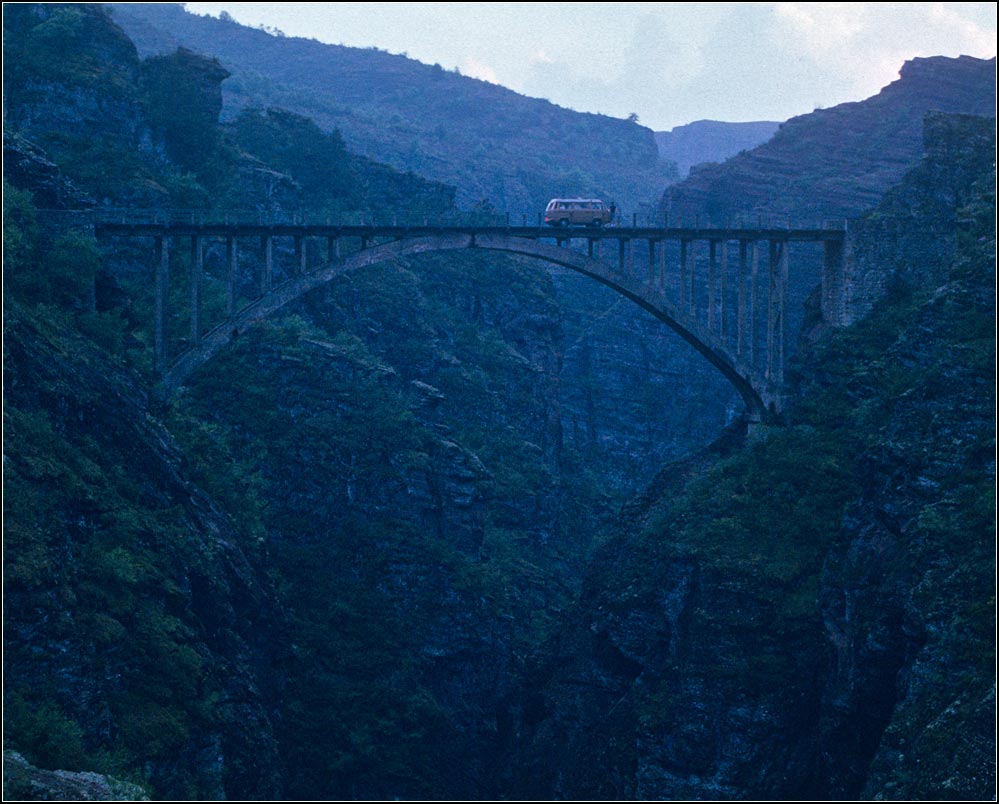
107 2 677 212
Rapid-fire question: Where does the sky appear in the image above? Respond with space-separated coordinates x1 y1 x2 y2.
185 2 997 131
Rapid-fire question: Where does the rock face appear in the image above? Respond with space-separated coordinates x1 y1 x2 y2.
839 112 997 324
3 306 285 799
654 119 781 177
2 131 92 209
3 750 149 801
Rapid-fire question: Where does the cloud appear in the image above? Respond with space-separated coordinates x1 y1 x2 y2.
462 57 499 84
926 2 997 56
531 48 555 65
773 2 869 53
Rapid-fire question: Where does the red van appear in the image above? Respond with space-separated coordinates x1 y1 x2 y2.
544 198 614 227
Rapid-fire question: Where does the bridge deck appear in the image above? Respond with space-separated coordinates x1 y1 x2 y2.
94 222 845 242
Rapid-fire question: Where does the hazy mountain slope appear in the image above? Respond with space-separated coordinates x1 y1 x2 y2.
654 119 780 176
108 2 677 212
662 55 996 224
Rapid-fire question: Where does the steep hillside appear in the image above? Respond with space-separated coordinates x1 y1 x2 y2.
504 114 996 801
2 6 625 798
654 119 780 176
108 3 677 212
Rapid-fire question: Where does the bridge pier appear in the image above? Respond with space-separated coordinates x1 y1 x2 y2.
294 236 306 276
190 236 202 347
680 239 689 312
226 235 238 317
766 240 788 386
719 239 728 338
737 240 747 357
647 239 656 287
657 237 666 290
262 235 273 295
821 238 847 326
154 235 169 373
708 239 717 332
689 240 699 317
750 240 759 366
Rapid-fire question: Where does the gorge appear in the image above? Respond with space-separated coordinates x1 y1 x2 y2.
3 4 996 800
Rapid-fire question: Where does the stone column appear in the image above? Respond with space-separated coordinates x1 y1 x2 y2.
822 237 847 326
294 236 305 276
658 236 666 290
154 235 169 373
262 235 273 295
708 239 717 332
767 240 788 384
680 239 688 312
719 239 728 338
750 240 759 366
190 236 202 347
737 240 747 357
778 239 789 387
648 239 656 287
226 235 238 317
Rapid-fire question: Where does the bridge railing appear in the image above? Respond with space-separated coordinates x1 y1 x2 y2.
38 208 848 232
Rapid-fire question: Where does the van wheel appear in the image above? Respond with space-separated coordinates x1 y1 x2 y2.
559 219 570 228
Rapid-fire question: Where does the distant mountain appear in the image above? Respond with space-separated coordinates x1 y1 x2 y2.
107 3 677 213
662 55 996 225
654 120 781 176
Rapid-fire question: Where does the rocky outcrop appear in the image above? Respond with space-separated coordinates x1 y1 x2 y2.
3 751 149 801
2 131 92 208
3 5 146 165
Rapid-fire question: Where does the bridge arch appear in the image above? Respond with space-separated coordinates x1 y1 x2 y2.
159 232 775 420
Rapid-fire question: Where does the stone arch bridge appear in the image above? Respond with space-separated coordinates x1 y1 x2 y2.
93 218 847 422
